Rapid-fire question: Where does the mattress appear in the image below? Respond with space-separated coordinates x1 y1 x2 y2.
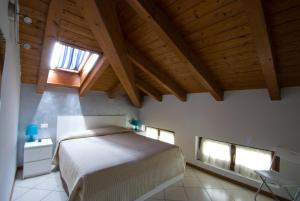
53 127 185 201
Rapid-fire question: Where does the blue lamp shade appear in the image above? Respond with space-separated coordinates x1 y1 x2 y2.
25 124 38 142
129 119 142 131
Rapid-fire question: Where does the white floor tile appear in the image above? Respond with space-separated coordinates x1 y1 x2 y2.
206 189 235 201
150 190 165 200
247 191 276 201
11 167 279 201
165 187 188 201
145 199 163 201
172 180 184 187
228 189 254 201
15 174 49 188
183 177 203 187
14 189 51 201
35 177 64 191
41 191 68 201
185 187 211 201
219 180 243 190
197 177 224 189
11 187 31 201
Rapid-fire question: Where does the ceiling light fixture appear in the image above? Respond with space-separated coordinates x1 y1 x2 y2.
17 42 31 50
23 16 32 24
15 12 33 25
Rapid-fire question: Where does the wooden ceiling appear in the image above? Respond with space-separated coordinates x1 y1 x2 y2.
19 0 300 106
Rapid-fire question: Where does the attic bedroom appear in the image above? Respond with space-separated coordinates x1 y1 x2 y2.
0 0 300 201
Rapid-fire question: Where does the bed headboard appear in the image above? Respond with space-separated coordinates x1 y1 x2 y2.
57 115 127 138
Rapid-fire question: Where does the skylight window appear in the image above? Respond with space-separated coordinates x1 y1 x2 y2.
50 42 99 73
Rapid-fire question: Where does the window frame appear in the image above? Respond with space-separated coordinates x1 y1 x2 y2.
50 41 101 74
197 137 277 178
145 126 175 144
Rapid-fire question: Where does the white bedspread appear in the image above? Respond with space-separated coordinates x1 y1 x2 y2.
53 127 185 201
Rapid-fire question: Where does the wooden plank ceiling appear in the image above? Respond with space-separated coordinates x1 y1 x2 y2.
19 0 300 106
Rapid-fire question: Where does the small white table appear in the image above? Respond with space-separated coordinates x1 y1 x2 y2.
135 130 146 136
23 138 53 179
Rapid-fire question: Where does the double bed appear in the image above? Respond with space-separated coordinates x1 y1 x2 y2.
53 115 185 201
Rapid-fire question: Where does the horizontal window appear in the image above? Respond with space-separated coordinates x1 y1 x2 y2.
235 146 272 179
145 127 159 140
199 139 231 169
197 137 273 180
159 130 175 144
144 126 175 144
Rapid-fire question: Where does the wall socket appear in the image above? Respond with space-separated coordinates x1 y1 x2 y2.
40 123 48 129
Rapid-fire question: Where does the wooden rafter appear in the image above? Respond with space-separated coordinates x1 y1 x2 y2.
76 0 142 107
127 42 187 101
136 79 162 102
37 0 65 93
80 56 110 96
107 82 126 98
126 0 223 101
243 0 281 100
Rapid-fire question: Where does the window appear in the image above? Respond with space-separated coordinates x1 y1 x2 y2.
145 127 159 140
50 42 99 73
235 146 272 179
145 126 175 144
197 137 273 180
159 130 175 144
198 139 231 169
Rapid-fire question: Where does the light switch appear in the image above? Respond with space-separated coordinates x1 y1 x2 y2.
40 123 48 129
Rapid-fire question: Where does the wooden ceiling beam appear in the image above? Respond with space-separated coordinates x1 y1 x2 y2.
107 82 126 98
243 0 281 100
36 0 65 93
136 78 162 102
126 0 223 101
79 56 110 96
127 42 187 101
76 0 142 107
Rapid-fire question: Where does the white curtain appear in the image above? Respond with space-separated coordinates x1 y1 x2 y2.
198 138 231 170
235 146 272 180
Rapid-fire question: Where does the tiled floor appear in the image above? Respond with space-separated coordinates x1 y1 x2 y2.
11 166 275 201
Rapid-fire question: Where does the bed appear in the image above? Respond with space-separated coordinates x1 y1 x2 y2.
53 115 185 201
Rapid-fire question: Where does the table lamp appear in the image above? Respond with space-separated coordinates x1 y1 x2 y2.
129 119 142 131
26 124 38 142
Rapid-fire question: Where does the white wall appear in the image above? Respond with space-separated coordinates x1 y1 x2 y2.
140 88 300 196
0 0 21 200
18 84 139 166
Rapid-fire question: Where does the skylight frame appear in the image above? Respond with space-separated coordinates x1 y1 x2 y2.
50 41 101 74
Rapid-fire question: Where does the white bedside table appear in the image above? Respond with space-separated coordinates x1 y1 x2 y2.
23 138 53 179
135 130 146 136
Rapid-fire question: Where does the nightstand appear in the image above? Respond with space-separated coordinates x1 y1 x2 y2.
135 130 146 136
23 138 53 179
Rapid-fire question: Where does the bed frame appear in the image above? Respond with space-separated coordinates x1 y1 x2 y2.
56 115 184 201
57 115 128 138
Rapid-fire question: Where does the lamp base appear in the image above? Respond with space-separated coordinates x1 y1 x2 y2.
27 135 35 142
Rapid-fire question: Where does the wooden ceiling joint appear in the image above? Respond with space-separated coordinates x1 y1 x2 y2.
107 82 126 98
126 0 224 101
136 78 163 102
76 0 142 107
127 42 187 101
36 0 65 93
243 0 281 100
80 56 110 96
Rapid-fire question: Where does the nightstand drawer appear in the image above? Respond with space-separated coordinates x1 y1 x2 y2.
24 146 52 162
23 159 51 178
